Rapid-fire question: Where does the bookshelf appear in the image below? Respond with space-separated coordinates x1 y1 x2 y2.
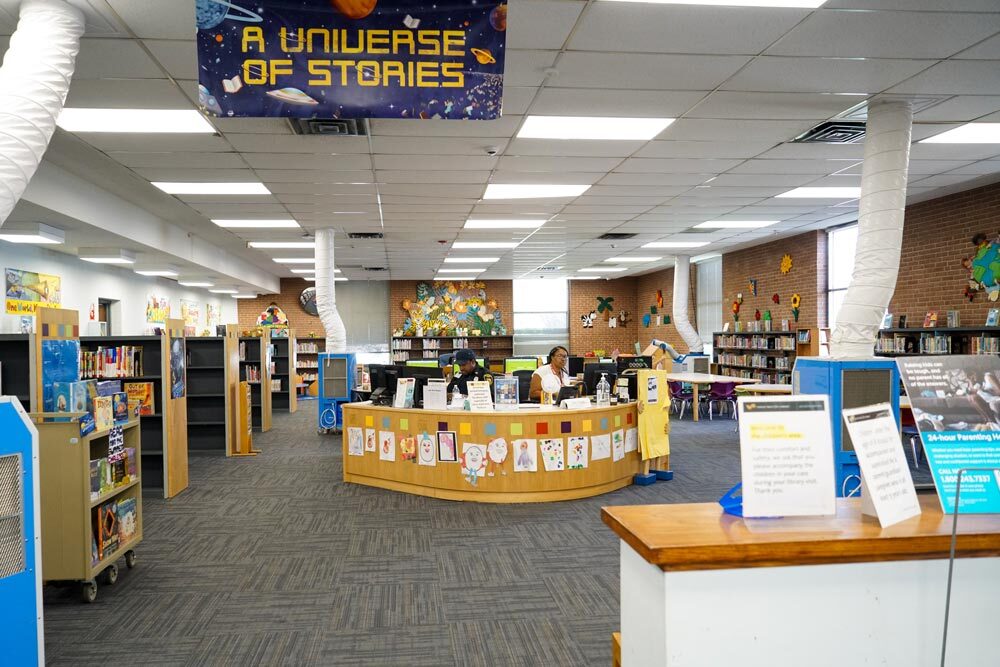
391 335 514 367
295 337 324 387
239 334 273 432
185 337 236 454
34 415 142 602
875 326 1000 357
269 332 297 414
0 334 34 410
713 328 820 384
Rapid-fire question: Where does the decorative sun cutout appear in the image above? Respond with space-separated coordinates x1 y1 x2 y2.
780 254 793 274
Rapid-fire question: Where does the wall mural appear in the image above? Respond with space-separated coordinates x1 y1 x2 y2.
397 281 507 336
963 233 1000 302
258 303 289 329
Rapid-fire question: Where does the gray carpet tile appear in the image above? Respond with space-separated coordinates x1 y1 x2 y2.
43 402 932 666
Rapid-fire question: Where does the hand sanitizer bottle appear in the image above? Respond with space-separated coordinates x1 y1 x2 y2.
596 373 611 408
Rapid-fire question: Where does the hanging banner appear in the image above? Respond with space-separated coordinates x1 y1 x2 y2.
5 268 61 315
195 0 507 119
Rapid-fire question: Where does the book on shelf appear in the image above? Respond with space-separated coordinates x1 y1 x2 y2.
946 310 960 328
93 500 119 562
81 346 143 379
797 329 811 344
923 311 938 328
988 309 999 327
117 497 138 544
124 382 155 416
898 314 907 328
881 312 893 329
93 396 114 432
112 392 130 425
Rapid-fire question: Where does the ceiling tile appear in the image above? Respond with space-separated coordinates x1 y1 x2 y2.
550 53 750 90
914 96 1000 122
211 118 293 135
74 38 165 79
721 57 930 94
371 115 522 138
498 156 623 172
660 118 818 143
371 137 509 156
956 33 1000 59
634 141 776 160
373 155 498 171
70 133 231 152
889 60 1000 95
108 151 247 169
508 0 585 50
730 158 856 175
65 79 192 109
491 171 605 185
226 134 371 154
504 138 641 157
599 173 712 186
505 50 560 87
242 153 373 170
501 87 538 115
376 170 491 184
105 0 194 39
615 158 744 173
687 92 864 120
143 39 196 80
528 88 708 118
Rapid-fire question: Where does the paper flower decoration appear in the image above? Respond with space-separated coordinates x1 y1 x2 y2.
732 300 741 321
780 254 793 274
763 310 772 321
749 279 757 296
736 292 744 304
772 293 780 304
401 298 412 310
791 293 801 322
754 309 761 321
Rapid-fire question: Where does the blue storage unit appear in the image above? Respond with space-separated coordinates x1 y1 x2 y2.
0 397 43 665
318 353 356 433
792 358 900 497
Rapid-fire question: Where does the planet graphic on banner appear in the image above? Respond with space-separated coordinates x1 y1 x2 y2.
266 88 319 105
195 0 263 30
471 48 496 65
490 4 507 31
331 0 378 20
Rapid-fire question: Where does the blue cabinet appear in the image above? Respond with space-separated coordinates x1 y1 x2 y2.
318 353 355 432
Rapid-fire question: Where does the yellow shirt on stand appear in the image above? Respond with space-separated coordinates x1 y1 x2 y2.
637 369 670 460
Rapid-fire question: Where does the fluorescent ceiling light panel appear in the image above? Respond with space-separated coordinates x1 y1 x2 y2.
776 187 861 199
691 252 722 263
642 241 710 249
580 267 627 273
212 219 299 228
439 268 486 274
232 294 258 299
152 182 271 195
135 269 179 277
437 276 478 281
273 257 316 264
573 276 602 280
452 241 519 249
291 268 316 274
444 257 499 263
79 248 135 264
518 116 674 140
209 288 238 294
483 184 590 199
600 0 827 7
248 241 315 249
0 223 64 244
695 220 779 229
57 108 215 133
305 278 348 282
604 256 662 263
464 219 547 229
178 280 214 287
920 123 1000 144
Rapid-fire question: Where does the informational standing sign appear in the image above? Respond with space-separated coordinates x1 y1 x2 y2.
897 356 1000 514
394 377 415 409
842 404 921 528
195 0 508 119
737 395 836 518
422 380 447 410
466 380 493 412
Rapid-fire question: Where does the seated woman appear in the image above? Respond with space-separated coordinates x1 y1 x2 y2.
529 345 571 402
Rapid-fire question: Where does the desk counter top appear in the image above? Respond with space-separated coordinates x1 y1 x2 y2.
347 400 633 416
602 494 1000 571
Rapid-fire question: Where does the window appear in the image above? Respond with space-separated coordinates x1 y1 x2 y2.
696 257 722 354
827 223 859 328
513 279 568 357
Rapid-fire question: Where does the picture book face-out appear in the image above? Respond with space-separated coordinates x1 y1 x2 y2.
437 431 458 462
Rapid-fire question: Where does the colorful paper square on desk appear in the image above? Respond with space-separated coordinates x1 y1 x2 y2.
365 415 374 427
509 422 523 436
626 412 633 425
460 422 472 435
382 416 391 429
600 418 609 431
561 421 572 434
536 422 549 436
484 422 497 436
614 415 622 427
400 418 409 431
582 419 592 433
438 421 448 432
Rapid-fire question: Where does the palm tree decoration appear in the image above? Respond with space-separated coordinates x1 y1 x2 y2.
596 296 615 321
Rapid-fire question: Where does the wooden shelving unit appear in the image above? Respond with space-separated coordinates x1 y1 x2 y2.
391 335 514 366
270 332 297 413
239 334 272 432
875 326 1000 357
713 328 819 384
0 334 35 410
34 415 142 602
185 336 237 454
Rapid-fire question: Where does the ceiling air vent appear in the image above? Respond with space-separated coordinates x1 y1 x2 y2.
597 233 637 241
288 118 369 136
363 266 388 272
536 265 562 271
793 121 867 144
347 232 384 239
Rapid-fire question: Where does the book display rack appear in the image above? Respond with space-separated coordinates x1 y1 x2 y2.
270 331 298 414
713 328 820 384
240 333 273 432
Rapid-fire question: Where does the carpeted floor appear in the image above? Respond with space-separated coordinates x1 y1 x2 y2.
42 403 931 666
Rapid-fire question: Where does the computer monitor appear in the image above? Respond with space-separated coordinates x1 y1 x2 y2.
583 363 618 396
617 356 652 374
405 359 438 368
567 356 585 376
556 386 579 404
401 365 445 381
370 364 403 396
504 357 539 373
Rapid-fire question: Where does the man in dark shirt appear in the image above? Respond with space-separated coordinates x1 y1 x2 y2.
446 349 492 395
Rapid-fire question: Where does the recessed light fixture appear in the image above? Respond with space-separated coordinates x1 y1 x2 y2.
437 276 479 282
57 108 215 133
79 248 136 264
211 219 300 229
303 278 346 282
695 220 779 229
444 257 500 263
209 288 238 294
232 294 258 299
920 123 1000 144
580 267 627 273
518 116 675 141
248 241 315 249
452 242 519 249
483 184 591 199
273 257 316 264
464 219 547 229
0 223 65 245
691 252 722 263
152 182 271 195
604 256 662 263
573 276 603 280
776 187 861 199
600 0 827 7
135 268 179 277
178 280 214 287
439 268 486 274
642 241 710 249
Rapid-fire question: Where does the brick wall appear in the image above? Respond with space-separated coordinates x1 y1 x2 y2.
388 280 514 334
635 266 698 353
888 181 1000 326
236 278 325 335
722 230 826 331
568 277 638 354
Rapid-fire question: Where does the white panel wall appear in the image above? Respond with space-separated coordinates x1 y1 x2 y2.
0 243 238 334
696 257 723 348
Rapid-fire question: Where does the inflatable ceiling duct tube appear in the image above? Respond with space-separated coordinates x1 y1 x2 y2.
315 228 347 353
673 256 703 353
0 0 85 226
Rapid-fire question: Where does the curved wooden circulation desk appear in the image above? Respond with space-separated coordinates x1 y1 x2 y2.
342 402 642 503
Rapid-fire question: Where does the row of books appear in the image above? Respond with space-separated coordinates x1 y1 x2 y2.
270 379 282 392
296 342 321 354
90 449 138 501
91 497 138 565
245 365 263 383
50 380 154 432
391 351 411 362
717 353 793 370
81 346 143 379
295 360 318 368
919 334 953 354
714 335 796 351
970 336 1000 354
721 368 792 384
882 309 1000 329
722 320 792 333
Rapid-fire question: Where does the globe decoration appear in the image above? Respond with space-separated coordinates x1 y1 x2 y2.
490 4 507 31
299 287 319 316
196 0 229 30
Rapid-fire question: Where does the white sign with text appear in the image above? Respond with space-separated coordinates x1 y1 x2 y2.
738 395 836 518
842 403 921 528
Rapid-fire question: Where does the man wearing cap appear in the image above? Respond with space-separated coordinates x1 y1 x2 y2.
446 349 493 395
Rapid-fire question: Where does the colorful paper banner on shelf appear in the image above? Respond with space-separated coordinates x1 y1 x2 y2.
5 267 61 315
195 0 508 119
898 355 1000 514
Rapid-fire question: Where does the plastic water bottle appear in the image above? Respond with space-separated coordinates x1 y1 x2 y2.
451 386 463 408
596 373 611 408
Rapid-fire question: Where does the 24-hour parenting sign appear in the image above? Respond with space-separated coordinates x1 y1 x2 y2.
195 0 507 119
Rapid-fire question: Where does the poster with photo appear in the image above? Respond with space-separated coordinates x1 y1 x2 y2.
169 335 186 399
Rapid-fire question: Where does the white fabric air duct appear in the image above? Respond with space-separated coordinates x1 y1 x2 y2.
315 228 347 353
830 100 913 358
0 0 85 227
672 256 703 353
